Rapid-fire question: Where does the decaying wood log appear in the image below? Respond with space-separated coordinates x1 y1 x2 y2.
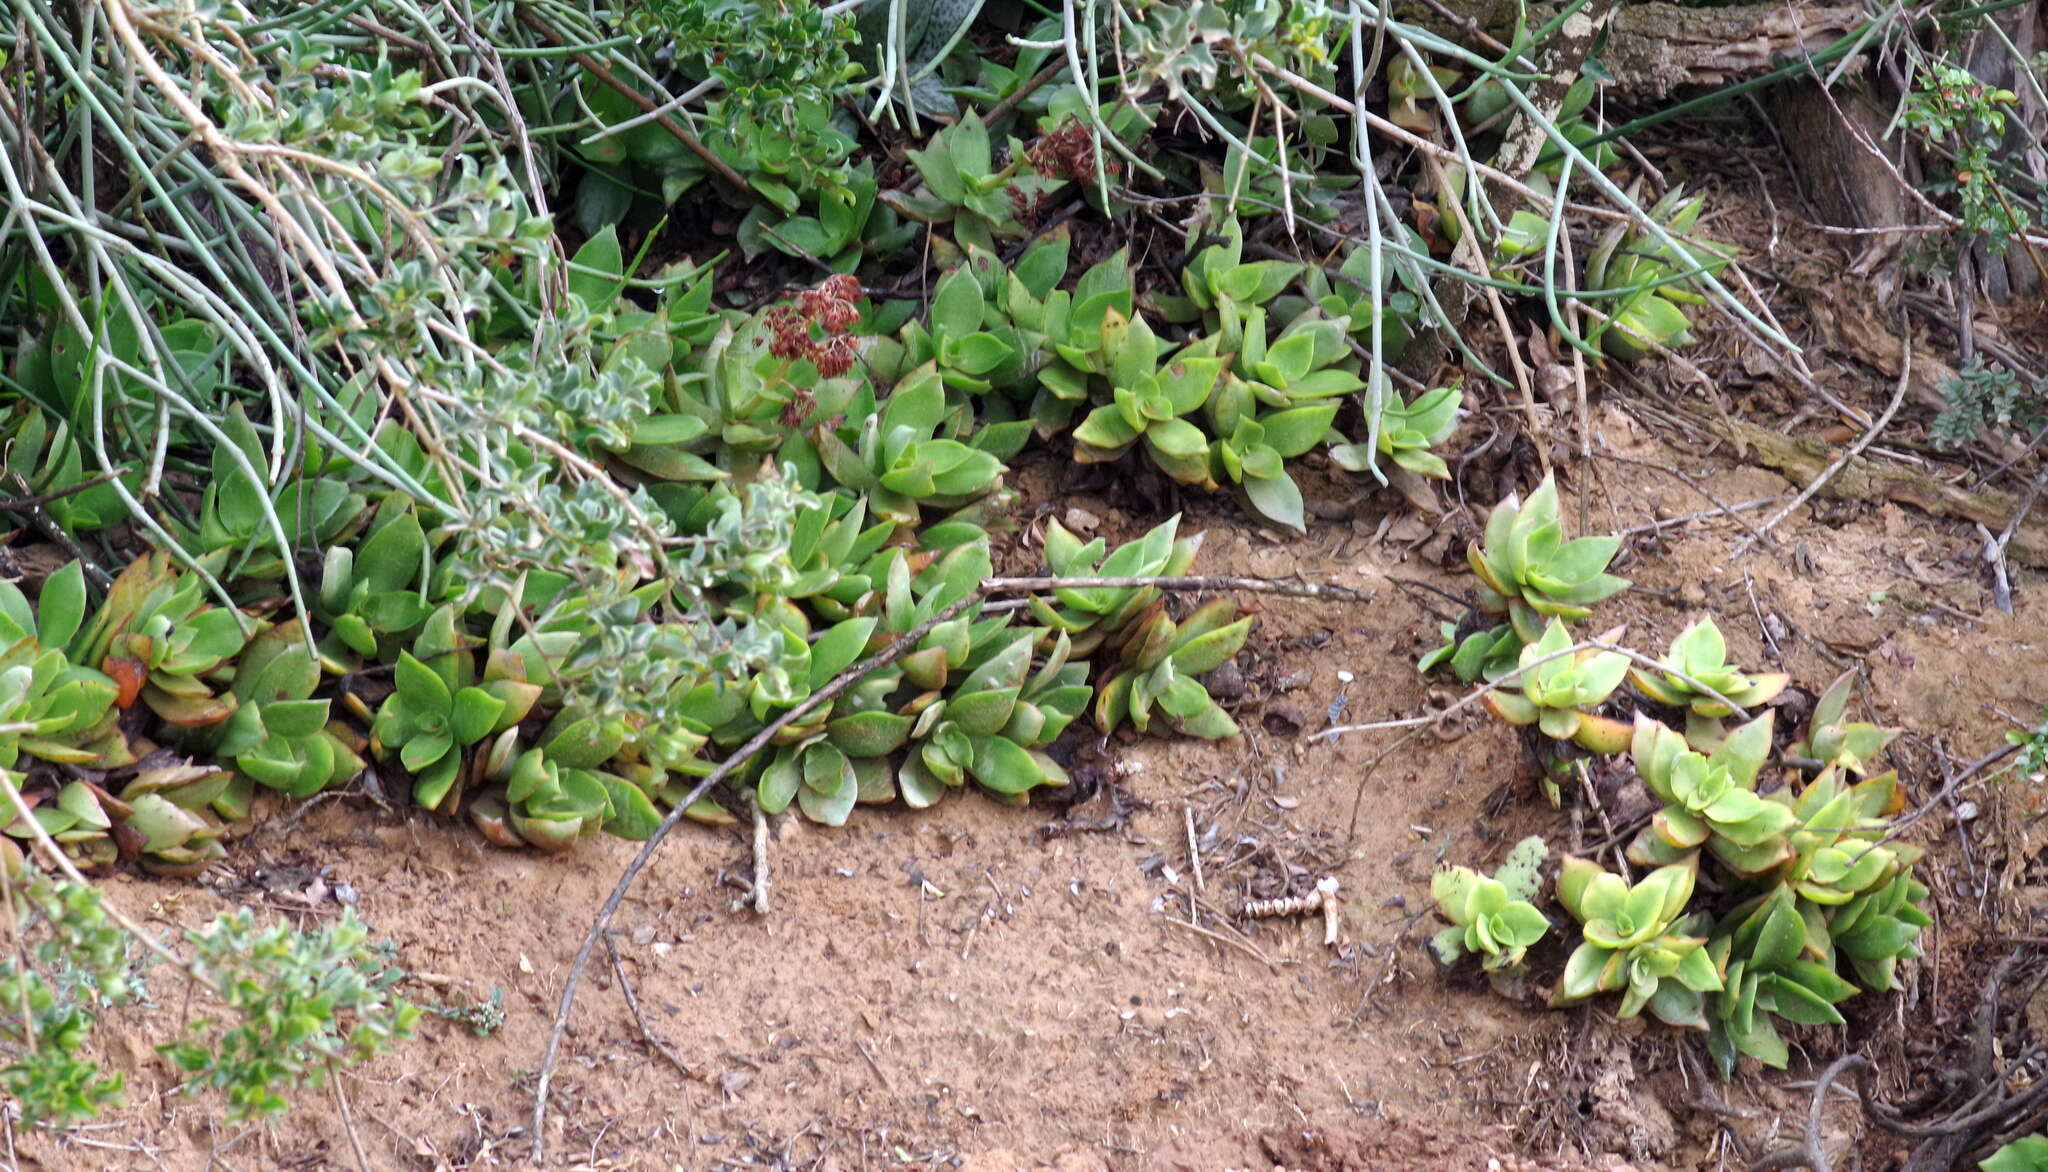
1583 3 1863 99
1711 417 2048 566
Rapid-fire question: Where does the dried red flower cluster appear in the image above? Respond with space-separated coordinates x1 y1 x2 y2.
1026 119 1114 183
764 273 862 378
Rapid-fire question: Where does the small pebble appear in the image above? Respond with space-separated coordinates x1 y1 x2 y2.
333 883 358 906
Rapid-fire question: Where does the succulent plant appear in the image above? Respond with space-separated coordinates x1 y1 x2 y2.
1277 237 1421 361
1206 308 1362 415
469 748 658 850
649 299 867 480
1430 835 1551 974
815 365 1010 526
0 563 128 769
70 551 258 729
4 779 123 871
1153 217 1300 330
0 644 127 770
1627 713 1798 875
1825 871 1930 993
891 258 1028 398
1028 514 1203 657
1481 619 1634 752
1093 598 1250 740
1981 1135 2048 1172
1468 475 1629 642
1069 311 1227 488
177 403 366 574
895 627 1087 810
1030 248 1135 431
1704 886 1860 1073
734 160 918 269
858 536 992 695
1417 620 1522 684
1331 384 1462 482
1630 619 1788 748
900 110 1069 243
315 499 437 662
1778 765 1920 906
1386 56 1462 133
1552 856 1723 1027
0 404 135 533
370 609 542 812
1789 670 1900 774
970 231 1073 400
211 621 364 802
1584 188 1735 361
747 615 911 826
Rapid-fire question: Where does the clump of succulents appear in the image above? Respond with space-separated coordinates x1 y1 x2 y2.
1418 620 1522 683
1630 618 1788 748
1553 856 1723 1027
1704 886 1859 1072
1093 599 1250 740
1481 619 1633 752
368 607 543 812
1468 475 1629 642
1028 515 1202 657
1584 188 1735 362
1431 835 1551 977
69 552 258 729
1790 670 1900 774
1628 712 1797 875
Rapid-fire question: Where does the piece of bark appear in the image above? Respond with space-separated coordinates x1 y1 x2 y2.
1586 3 1864 99
1711 417 2048 565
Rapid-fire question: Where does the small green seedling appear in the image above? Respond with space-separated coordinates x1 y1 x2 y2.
1430 835 1551 976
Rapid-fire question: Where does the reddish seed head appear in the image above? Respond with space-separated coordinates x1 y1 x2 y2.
763 276 864 374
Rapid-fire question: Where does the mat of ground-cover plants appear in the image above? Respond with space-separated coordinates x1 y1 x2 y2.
19 154 2048 1172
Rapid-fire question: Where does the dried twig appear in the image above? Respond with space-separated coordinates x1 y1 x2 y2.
1734 328 1912 557
748 790 770 916
1 471 112 588
331 1076 373 1172
1158 912 1281 970
604 933 697 1083
1987 467 2048 613
983 58 1065 126
1748 1053 1858 1171
981 574 1373 602
1594 448 1781 551
1616 497 1777 538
